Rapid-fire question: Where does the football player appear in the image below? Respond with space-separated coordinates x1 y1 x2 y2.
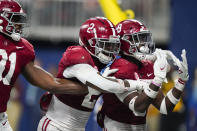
97 19 188 131
0 0 88 131
37 17 145 131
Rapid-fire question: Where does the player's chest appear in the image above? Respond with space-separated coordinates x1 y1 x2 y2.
0 46 25 84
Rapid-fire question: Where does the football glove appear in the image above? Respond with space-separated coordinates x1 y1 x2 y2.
166 49 189 82
165 49 189 91
152 49 168 86
101 67 118 78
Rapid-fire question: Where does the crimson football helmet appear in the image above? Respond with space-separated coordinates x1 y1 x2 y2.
0 0 27 41
116 19 155 60
79 16 120 64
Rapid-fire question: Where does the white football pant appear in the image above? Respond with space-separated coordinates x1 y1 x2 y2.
37 116 85 131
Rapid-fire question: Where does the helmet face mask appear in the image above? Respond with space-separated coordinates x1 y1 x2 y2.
3 11 27 35
122 31 155 56
79 17 121 64
95 36 120 64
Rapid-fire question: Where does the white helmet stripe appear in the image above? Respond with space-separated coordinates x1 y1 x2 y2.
93 28 97 38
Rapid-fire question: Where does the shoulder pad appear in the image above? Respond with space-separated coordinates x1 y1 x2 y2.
60 46 95 68
20 38 35 62
110 58 138 79
21 38 35 53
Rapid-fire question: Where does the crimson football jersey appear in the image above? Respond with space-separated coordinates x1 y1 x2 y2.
55 46 100 111
101 59 154 124
0 35 35 112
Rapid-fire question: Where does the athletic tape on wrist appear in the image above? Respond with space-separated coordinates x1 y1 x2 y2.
152 77 163 87
144 87 158 99
151 81 161 87
129 96 146 116
167 89 179 105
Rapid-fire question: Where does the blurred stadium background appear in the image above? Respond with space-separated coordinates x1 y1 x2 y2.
7 0 197 131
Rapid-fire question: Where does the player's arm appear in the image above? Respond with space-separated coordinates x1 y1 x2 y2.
117 49 188 115
116 81 164 116
117 79 183 116
152 49 189 114
116 49 169 116
151 86 183 115
63 63 138 93
22 61 88 94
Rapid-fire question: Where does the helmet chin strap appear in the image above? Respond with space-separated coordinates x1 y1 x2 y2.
132 46 156 61
97 52 112 64
0 25 21 41
11 33 21 41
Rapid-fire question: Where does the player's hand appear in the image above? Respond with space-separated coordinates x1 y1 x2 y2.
178 49 189 81
166 49 189 91
136 79 150 92
153 49 168 79
152 49 168 86
125 79 149 92
166 49 189 82
101 67 118 77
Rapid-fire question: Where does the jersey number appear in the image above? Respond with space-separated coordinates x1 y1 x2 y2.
116 24 122 33
0 49 16 85
81 87 100 109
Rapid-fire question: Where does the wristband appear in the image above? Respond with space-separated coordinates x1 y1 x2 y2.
128 96 146 116
144 87 158 99
152 77 163 87
167 89 179 105
152 81 161 87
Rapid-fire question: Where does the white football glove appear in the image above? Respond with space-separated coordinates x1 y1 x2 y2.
165 49 189 91
116 79 150 102
179 49 189 81
152 49 168 86
101 67 118 78
127 79 150 92
166 49 189 82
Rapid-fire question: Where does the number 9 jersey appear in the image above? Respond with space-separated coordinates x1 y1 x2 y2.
0 35 35 112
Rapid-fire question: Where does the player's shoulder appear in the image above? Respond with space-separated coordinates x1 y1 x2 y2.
20 38 35 53
17 38 35 63
65 46 89 55
61 45 95 67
